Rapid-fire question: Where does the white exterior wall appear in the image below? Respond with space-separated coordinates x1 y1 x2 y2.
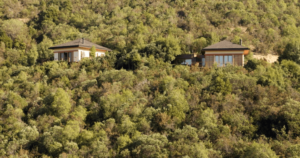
73 51 79 62
96 51 105 57
53 47 106 62
78 49 90 58
78 51 81 61
242 55 244 66
54 53 58 60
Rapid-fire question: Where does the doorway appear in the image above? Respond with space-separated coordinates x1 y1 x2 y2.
64 53 68 61
68 52 72 62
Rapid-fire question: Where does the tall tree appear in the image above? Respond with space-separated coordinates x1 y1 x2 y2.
90 46 96 58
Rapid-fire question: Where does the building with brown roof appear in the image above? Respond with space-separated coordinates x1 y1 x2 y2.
175 40 249 67
202 40 249 67
49 38 112 62
173 54 205 67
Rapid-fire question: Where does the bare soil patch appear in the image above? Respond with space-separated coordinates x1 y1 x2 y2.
253 54 279 63
16 18 30 23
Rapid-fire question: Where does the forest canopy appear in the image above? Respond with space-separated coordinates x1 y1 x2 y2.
1 0 300 157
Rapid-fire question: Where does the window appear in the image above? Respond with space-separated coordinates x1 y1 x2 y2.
202 58 205 67
215 56 223 67
219 56 223 66
215 55 232 67
185 59 192 65
69 52 72 62
181 59 192 65
224 55 233 65
61 53 64 61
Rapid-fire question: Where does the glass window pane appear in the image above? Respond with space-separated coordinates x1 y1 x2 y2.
202 58 205 67
229 56 232 64
69 52 72 61
219 56 223 67
215 56 219 63
224 56 228 64
61 53 64 60
181 60 185 65
186 59 192 65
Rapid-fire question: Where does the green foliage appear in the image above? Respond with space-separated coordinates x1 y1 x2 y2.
169 125 209 157
116 49 142 69
155 36 181 62
192 37 208 53
278 39 300 64
131 133 169 158
42 6 59 23
141 36 181 63
38 36 53 60
280 99 300 137
244 58 260 71
0 57 300 157
286 144 300 158
255 65 286 89
96 69 135 88
90 46 96 58
2 0 300 157
63 121 80 140
281 60 300 78
42 126 64 155
90 140 109 157
243 142 278 158
7 92 28 109
165 89 189 123
197 108 218 130
27 44 38 65
50 88 72 118
1 19 28 42
0 32 13 48
19 126 39 143
210 71 232 95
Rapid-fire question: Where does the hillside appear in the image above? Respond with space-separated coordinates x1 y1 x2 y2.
1 0 300 157
1 0 300 62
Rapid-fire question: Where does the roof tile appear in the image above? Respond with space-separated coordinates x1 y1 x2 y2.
202 40 249 50
49 38 112 51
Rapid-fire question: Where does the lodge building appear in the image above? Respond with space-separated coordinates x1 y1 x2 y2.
175 40 250 67
49 38 111 62
49 38 249 68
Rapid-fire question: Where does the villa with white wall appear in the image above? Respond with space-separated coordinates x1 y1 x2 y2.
49 38 111 62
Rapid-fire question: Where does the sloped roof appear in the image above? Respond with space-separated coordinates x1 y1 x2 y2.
202 40 249 51
49 38 112 51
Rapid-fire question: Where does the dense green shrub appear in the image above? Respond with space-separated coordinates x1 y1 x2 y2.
0 58 300 157
2 0 300 157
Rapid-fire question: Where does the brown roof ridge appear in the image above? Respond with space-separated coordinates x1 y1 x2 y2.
49 38 112 51
202 40 249 50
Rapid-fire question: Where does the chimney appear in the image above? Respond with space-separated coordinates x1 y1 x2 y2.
82 38 85 44
240 39 242 45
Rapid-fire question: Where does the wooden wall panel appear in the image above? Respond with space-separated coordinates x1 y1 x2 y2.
204 53 244 67
234 55 243 66
239 55 243 66
205 55 214 67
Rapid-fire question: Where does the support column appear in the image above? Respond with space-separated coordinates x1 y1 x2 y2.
242 55 244 66
72 52 74 62
54 53 58 61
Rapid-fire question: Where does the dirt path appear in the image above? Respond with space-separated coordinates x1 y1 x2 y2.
253 54 279 63
16 18 30 23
